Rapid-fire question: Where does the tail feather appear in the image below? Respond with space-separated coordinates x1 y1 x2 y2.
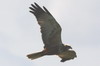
27 51 45 60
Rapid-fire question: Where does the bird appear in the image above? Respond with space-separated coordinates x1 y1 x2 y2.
27 2 77 62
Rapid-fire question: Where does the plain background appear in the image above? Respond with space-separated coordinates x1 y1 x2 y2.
0 0 100 66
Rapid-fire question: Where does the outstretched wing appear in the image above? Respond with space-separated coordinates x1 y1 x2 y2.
29 3 62 49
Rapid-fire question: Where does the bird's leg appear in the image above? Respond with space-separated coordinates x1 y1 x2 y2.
42 48 47 51
41 48 48 54
42 48 54 55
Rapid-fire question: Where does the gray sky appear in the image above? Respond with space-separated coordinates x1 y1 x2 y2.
0 0 100 66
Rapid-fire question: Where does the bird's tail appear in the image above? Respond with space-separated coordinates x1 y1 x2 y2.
27 51 45 60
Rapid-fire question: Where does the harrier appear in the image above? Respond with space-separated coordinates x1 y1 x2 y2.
27 2 77 62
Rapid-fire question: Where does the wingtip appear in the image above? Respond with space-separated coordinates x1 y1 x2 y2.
43 6 45 9
34 2 41 8
29 11 35 14
34 2 36 4
29 7 32 9
31 4 34 7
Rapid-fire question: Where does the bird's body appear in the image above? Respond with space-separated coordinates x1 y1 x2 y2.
27 2 77 62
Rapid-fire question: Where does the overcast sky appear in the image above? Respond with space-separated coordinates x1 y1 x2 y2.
0 0 100 66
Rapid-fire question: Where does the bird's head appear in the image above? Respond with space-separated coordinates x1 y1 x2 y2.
60 50 77 62
64 44 72 50
58 50 77 62
58 44 77 62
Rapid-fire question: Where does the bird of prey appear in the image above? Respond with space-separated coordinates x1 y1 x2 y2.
27 2 77 62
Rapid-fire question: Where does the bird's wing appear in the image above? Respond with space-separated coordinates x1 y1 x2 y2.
29 3 63 49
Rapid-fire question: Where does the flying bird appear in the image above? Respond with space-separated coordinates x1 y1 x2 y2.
27 2 77 62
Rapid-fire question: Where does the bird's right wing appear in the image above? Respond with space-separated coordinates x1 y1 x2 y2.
29 3 63 49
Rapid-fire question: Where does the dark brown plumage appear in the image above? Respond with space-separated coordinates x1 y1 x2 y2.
27 2 77 62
